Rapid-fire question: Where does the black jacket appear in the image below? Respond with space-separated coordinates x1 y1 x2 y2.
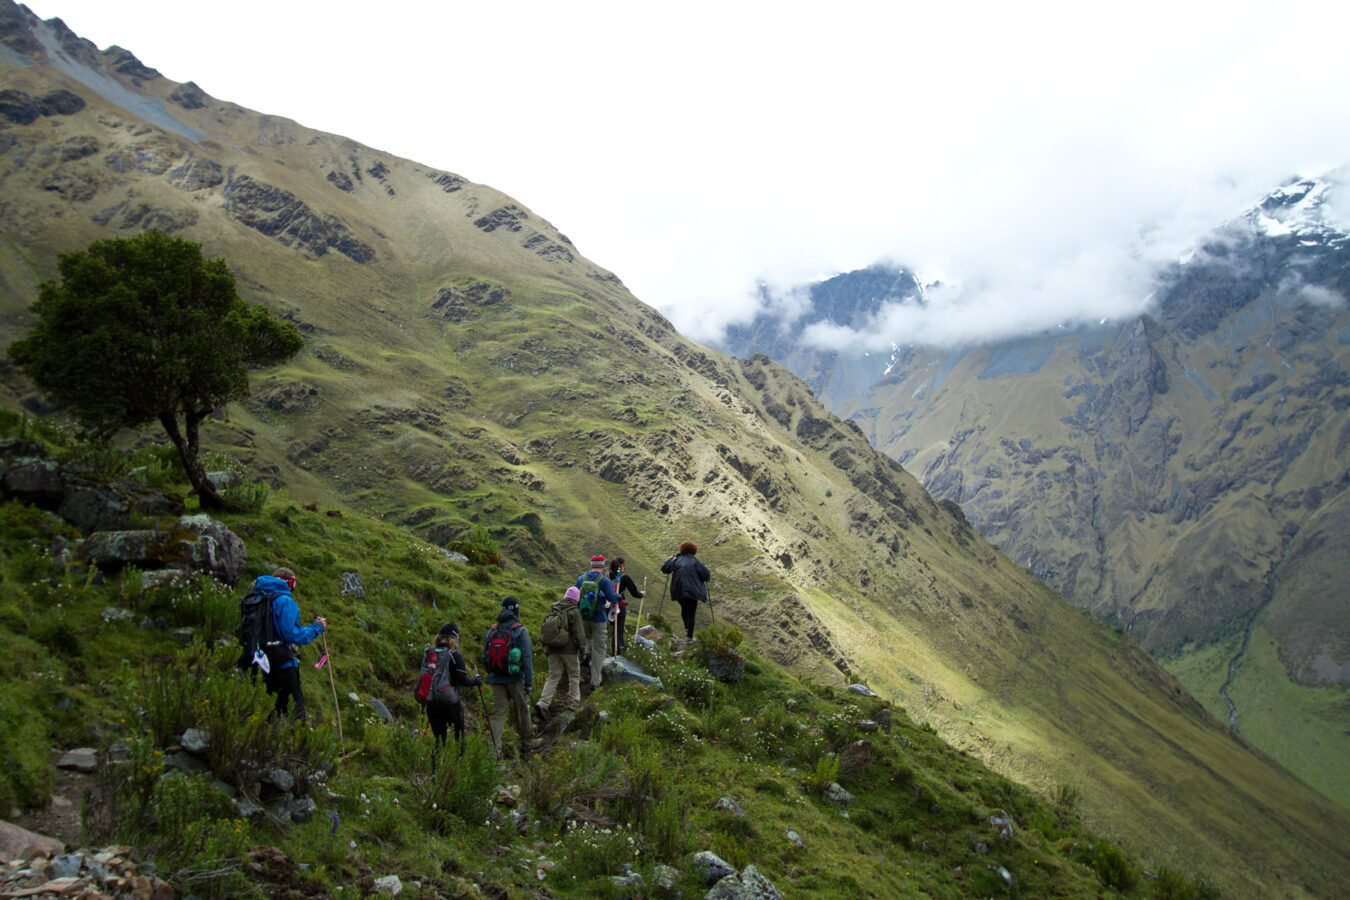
661 552 710 603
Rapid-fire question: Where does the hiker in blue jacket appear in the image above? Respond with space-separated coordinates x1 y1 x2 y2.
576 555 620 687
256 567 327 721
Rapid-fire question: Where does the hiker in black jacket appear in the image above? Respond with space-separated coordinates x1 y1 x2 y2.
608 557 645 654
661 541 710 641
427 622 481 756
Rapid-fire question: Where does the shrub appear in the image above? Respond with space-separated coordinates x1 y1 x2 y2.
1073 840 1138 891
806 752 840 794
694 623 743 656
222 480 269 513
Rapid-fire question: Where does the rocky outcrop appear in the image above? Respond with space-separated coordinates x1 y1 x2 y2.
0 88 85 124
222 174 376 262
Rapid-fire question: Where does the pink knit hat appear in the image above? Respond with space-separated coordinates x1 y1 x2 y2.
565 586 581 602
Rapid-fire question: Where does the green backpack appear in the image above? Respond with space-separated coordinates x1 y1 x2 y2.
577 574 602 619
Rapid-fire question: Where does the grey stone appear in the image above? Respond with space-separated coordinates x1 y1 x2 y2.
234 796 264 820
611 871 644 892
652 864 680 892
374 874 403 895
56 747 97 773
340 572 365 598
602 655 664 690
846 683 878 697
989 810 1015 842
79 530 163 570
822 782 853 807
714 797 744 817
100 607 135 624
740 865 782 900
367 698 393 723
173 515 248 586
265 768 296 792
785 828 804 848
974 841 989 855
693 850 736 885
169 627 195 644
856 719 879 732
181 728 209 754
141 569 188 591
289 795 318 824
703 650 745 683
996 865 1013 887
49 853 83 879
443 551 469 563
163 751 209 775
210 778 238 799
876 708 892 732
632 634 658 651
705 873 744 900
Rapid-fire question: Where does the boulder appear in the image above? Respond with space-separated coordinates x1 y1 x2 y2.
163 751 209 775
56 748 97 773
846 684 878 697
79 530 163 570
602 656 664 690
374 874 403 895
740 865 783 900
714 797 744 817
703 650 745 683
172 514 248 585
693 850 736 885
636 624 665 643
822 782 853 807
367 698 393 723
0 821 63 858
181 728 209 754
705 873 744 899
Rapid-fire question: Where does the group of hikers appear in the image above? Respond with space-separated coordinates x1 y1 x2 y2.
238 543 713 760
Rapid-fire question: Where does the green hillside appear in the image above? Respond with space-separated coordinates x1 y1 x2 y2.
1 5 1350 896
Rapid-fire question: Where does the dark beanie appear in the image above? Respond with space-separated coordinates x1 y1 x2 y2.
501 596 520 614
438 622 458 638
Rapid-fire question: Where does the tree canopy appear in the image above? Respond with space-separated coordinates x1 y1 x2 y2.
8 231 303 509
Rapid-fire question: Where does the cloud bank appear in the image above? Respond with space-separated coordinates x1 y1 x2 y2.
22 1 1350 351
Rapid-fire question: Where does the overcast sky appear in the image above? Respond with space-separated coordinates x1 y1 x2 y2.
21 0 1350 349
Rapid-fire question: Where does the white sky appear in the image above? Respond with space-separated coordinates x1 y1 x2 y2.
19 0 1350 349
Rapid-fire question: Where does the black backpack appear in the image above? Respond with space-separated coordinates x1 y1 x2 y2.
237 589 283 671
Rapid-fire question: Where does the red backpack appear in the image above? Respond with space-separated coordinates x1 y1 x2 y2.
485 622 522 676
415 647 460 706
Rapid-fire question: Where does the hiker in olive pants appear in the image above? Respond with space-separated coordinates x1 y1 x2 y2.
537 585 585 716
482 596 537 753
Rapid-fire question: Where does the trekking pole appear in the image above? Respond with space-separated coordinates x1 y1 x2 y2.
475 682 500 759
706 581 716 625
657 572 670 621
635 576 646 642
321 632 344 747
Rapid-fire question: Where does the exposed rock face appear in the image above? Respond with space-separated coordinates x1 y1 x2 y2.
222 175 376 262
0 88 84 123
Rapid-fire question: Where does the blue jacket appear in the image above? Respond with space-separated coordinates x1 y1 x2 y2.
575 571 618 623
255 574 325 670
483 610 533 686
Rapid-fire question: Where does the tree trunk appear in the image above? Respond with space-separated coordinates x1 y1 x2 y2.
160 411 224 511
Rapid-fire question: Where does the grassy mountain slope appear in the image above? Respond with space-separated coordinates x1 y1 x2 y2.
2 5 1350 894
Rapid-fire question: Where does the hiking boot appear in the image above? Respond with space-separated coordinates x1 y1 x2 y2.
534 700 549 719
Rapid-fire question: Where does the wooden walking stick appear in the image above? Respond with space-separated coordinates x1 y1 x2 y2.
320 632 344 747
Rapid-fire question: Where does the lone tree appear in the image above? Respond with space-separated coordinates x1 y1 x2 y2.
8 231 303 510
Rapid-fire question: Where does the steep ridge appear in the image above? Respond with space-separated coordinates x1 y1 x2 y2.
2 4 1350 893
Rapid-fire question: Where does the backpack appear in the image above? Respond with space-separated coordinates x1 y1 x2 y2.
577 574 602 619
539 601 572 649
415 647 460 707
485 622 523 676
236 589 280 671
